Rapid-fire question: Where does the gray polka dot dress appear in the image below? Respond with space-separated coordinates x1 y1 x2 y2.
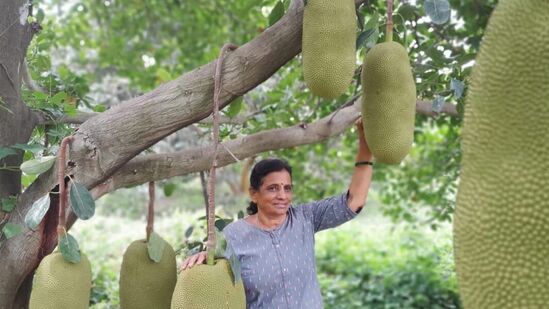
223 193 358 309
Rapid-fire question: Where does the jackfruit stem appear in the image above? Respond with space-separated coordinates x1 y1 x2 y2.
56 136 73 243
386 0 394 42
146 181 155 242
207 43 238 266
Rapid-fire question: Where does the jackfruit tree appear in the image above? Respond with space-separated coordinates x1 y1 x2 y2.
0 0 497 307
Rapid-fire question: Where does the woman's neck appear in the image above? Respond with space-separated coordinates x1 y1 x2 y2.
254 212 286 230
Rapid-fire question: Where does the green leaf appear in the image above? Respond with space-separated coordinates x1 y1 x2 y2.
1 196 17 212
25 194 51 230
0 147 17 160
185 226 194 238
147 232 167 263
93 104 107 112
237 210 244 219
163 182 176 197
227 248 242 284
424 0 450 25
225 97 244 118
36 8 45 23
50 92 67 105
2 223 24 239
57 65 70 80
11 143 45 154
214 230 227 258
365 28 380 49
398 4 417 21
155 68 172 82
268 1 285 27
59 232 81 263
69 182 95 220
215 218 232 232
356 28 377 49
33 91 48 101
364 12 380 30
20 156 56 175
21 174 38 188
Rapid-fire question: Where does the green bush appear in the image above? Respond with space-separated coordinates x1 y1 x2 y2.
316 225 461 309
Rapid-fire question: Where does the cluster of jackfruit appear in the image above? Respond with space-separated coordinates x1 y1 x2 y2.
171 258 245 308
29 252 92 309
360 41 416 164
454 0 549 308
302 0 356 99
119 239 177 309
303 0 415 163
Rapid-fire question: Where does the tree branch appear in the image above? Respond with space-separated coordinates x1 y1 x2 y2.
416 100 458 117
92 101 359 198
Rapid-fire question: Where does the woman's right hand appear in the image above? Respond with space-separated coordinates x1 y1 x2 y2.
180 251 207 271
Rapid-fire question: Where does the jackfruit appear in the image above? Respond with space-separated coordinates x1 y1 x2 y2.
361 41 416 164
171 258 245 309
454 0 549 308
29 252 92 309
119 239 177 309
302 0 356 99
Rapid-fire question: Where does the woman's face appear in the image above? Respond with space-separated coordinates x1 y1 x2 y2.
250 170 293 217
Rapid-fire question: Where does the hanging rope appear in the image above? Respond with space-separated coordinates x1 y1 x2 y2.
56 136 74 242
146 181 155 242
206 43 238 265
386 0 394 42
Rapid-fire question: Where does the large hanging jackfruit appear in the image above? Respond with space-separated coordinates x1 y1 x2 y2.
454 0 549 308
361 41 416 164
29 252 92 309
171 259 245 309
120 239 177 309
302 0 356 99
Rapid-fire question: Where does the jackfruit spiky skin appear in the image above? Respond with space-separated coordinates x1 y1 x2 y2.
302 0 356 99
119 239 177 309
454 1 549 308
171 258 245 309
29 252 92 309
361 41 416 164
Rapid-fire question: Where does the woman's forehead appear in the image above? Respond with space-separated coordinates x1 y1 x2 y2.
261 170 292 185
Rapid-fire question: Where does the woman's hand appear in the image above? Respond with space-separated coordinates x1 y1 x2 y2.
180 251 207 271
355 117 372 159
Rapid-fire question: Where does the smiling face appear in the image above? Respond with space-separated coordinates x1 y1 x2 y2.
250 170 293 217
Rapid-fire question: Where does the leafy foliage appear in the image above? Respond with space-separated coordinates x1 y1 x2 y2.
317 226 460 308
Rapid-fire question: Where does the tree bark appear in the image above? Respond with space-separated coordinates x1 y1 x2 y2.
0 1 38 308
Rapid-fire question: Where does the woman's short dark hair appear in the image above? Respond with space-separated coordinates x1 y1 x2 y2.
246 158 292 215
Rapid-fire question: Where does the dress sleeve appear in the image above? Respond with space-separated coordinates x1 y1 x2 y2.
300 191 358 233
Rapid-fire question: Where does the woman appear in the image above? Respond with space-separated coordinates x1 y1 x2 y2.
181 119 373 308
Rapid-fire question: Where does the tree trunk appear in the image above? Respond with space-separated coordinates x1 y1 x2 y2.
0 1 38 308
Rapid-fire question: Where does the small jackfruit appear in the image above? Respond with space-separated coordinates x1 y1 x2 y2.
454 0 549 308
29 252 92 309
361 41 416 164
171 258 245 309
119 239 177 309
302 0 356 99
